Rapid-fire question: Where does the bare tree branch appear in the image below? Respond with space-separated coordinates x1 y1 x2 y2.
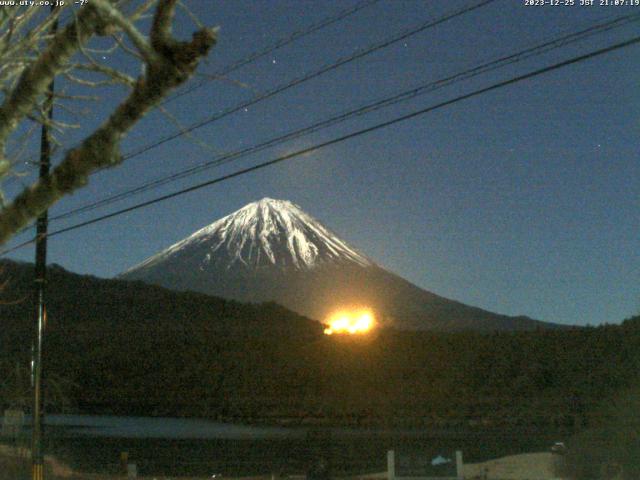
0 0 216 244
0 5 103 160
91 0 159 64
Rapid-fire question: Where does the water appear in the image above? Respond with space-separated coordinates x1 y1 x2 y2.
4 414 563 477
43 414 296 439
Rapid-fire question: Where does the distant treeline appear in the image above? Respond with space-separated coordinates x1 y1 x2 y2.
0 259 638 430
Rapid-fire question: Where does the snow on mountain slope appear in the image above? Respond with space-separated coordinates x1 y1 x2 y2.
124 198 372 275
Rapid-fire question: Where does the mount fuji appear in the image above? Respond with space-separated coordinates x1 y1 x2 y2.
121 198 555 332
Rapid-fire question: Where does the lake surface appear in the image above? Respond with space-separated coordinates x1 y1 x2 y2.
43 414 298 439
4 414 563 477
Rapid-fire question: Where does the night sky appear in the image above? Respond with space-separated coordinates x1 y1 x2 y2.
3 0 639 326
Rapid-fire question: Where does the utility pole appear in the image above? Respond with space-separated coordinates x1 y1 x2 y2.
32 6 57 480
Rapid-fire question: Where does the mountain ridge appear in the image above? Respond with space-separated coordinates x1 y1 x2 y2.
122 198 561 332
124 198 372 275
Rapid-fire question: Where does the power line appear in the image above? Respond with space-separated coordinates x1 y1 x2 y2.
2 33 636 257
49 11 640 223
0 0 498 243
119 0 498 162
10 0 498 230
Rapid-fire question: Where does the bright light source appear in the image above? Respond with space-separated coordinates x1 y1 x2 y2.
324 309 375 335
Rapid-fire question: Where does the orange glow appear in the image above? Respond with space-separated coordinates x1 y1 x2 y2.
323 309 375 335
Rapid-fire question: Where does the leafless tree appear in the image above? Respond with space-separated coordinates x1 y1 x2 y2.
0 0 216 245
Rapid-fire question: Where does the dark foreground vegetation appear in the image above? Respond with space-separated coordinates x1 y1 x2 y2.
0 260 639 477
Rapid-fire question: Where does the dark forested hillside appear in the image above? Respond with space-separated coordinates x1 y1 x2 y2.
1 260 638 430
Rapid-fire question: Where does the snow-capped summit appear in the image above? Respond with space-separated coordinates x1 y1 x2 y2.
124 198 371 276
